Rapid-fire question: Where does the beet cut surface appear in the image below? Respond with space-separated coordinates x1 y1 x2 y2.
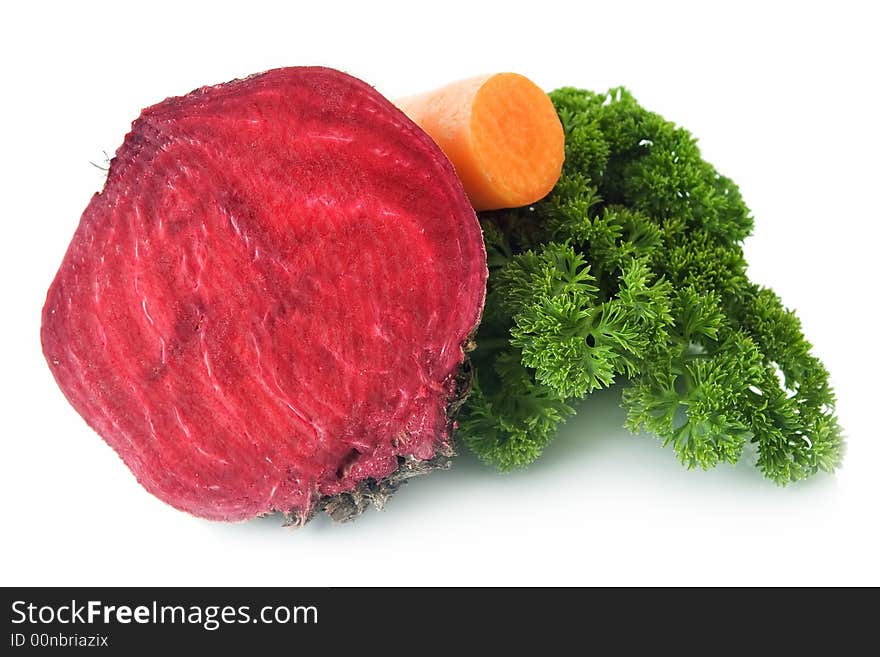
41 67 487 522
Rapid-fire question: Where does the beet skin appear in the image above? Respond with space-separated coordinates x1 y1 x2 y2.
41 67 487 523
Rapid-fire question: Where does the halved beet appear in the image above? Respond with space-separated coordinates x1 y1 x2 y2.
41 67 487 523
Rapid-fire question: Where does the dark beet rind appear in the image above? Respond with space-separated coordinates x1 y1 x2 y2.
41 67 487 522
291 350 474 524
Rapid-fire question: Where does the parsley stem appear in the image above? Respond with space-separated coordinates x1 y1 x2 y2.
474 338 510 351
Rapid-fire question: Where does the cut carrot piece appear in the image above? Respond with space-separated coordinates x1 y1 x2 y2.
396 73 565 211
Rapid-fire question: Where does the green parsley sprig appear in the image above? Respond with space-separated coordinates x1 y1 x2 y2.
459 87 843 484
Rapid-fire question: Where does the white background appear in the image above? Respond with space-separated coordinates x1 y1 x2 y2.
2 1 877 586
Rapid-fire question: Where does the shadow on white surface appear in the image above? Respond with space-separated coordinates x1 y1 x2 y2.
231 383 837 537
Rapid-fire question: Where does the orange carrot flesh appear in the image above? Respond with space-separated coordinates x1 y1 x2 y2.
396 73 564 211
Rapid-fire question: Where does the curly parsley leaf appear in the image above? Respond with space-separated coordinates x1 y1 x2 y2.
458 86 843 483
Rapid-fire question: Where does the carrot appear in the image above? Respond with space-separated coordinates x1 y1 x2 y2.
396 73 565 212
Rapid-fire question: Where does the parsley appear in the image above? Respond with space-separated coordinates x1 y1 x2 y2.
459 87 843 483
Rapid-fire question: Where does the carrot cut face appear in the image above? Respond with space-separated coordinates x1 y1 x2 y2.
396 73 565 211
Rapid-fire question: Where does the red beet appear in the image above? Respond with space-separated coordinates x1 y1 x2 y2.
41 67 487 523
